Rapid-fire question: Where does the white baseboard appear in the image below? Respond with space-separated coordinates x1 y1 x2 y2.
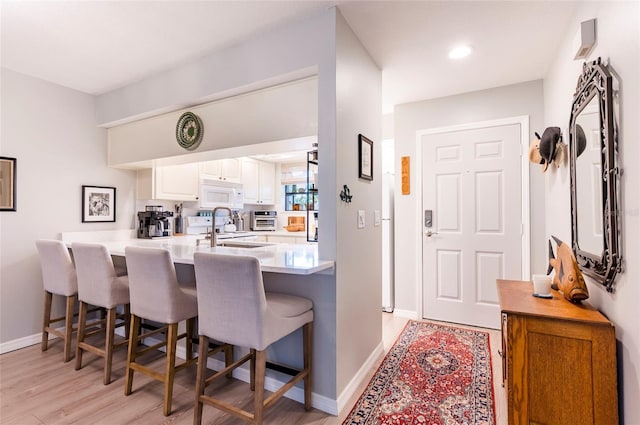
204 356 338 415
336 341 384 415
392 309 419 320
2 327 340 415
0 332 42 354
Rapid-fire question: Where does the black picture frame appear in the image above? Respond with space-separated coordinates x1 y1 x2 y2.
0 157 17 211
82 185 116 222
358 134 373 181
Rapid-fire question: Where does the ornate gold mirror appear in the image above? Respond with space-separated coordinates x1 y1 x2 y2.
569 58 622 291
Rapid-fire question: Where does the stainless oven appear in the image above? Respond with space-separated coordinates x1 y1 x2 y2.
250 211 277 231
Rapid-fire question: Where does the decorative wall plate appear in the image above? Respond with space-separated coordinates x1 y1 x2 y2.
176 112 203 150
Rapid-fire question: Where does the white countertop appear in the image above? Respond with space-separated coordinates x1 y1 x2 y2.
72 235 333 276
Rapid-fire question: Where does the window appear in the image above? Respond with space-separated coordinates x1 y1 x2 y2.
283 184 317 211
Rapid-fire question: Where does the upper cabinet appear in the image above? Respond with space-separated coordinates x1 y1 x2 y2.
199 158 242 183
242 158 275 205
137 163 199 201
136 157 276 203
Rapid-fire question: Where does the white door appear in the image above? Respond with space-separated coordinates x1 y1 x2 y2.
422 123 523 329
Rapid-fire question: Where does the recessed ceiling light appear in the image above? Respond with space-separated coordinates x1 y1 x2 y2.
448 45 472 59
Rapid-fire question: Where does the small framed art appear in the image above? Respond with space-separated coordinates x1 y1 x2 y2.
82 185 116 222
358 134 373 181
0 157 17 211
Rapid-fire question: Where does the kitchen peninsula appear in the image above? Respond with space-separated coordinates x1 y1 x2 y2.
61 231 337 412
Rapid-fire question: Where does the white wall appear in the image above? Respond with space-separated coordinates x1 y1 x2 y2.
393 80 545 316
543 2 640 423
49 5 381 409
334 10 382 397
0 69 137 345
95 9 328 127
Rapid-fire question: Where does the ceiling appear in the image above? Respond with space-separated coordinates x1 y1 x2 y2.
1 1 580 113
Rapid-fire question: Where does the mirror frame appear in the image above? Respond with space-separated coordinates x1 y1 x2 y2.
569 57 622 292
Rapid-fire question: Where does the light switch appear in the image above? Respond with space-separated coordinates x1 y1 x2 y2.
374 210 381 226
357 210 365 229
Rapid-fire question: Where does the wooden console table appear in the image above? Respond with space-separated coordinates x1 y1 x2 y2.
497 279 618 425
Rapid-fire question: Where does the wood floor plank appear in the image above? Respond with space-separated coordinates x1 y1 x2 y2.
1 314 505 425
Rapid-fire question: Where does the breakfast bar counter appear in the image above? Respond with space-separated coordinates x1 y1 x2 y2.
67 234 334 275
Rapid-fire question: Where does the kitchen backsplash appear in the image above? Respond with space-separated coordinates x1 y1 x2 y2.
134 199 305 232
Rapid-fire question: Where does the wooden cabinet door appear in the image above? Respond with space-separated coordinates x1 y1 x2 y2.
498 280 618 425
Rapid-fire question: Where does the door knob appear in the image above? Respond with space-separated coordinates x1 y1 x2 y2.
425 230 438 237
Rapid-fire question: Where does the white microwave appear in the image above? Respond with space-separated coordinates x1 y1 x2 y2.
199 176 244 210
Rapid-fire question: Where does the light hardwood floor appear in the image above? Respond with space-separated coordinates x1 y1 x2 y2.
0 314 506 424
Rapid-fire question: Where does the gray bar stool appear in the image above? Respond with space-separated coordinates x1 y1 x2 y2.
123 246 198 416
71 242 130 385
193 252 313 425
35 239 79 362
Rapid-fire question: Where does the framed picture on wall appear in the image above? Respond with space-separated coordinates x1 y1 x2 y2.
82 185 116 222
358 134 373 181
0 157 17 211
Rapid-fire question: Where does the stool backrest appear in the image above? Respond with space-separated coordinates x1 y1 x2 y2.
71 242 119 308
125 246 191 323
193 252 266 349
35 239 77 296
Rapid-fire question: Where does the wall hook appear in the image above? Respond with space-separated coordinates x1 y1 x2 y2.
340 185 352 203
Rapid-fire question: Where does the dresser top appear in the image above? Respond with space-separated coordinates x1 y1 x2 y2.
497 279 611 325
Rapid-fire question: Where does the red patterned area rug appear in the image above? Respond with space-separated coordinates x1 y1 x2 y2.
343 320 495 425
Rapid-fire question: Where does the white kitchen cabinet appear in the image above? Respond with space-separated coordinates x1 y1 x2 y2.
241 158 275 205
253 234 311 244
266 236 292 244
199 158 242 183
136 163 199 201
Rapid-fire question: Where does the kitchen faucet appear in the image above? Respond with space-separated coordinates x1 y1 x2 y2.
211 207 232 247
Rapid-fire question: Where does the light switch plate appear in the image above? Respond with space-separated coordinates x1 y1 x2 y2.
358 210 365 229
374 210 381 226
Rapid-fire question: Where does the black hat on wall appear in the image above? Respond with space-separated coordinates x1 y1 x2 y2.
539 127 562 172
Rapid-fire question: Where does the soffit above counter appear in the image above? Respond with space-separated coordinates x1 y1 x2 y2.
108 77 318 170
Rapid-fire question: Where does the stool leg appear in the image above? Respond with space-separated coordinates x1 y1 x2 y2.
104 307 117 385
125 314 140 396
75 301 88 371
250 349 256 391
254 349 266 425
193 335 209 425
224 344 233 379
41 291 53 352
124 304 131 340
303 322 313 410
163 323 178 416
186 318 195 361
63 295 75 362
99 307 106 329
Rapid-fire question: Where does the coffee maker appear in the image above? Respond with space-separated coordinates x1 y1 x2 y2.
138 206 174 238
